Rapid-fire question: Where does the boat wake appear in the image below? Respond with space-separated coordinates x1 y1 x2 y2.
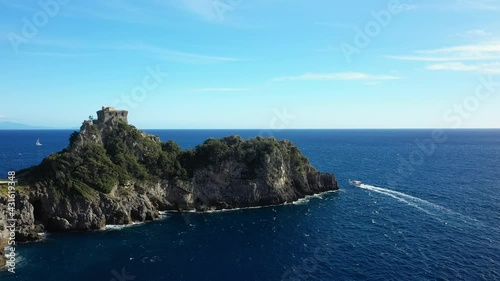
358 183 489 230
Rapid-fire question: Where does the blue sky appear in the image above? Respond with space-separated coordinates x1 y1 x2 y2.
0 0 499 129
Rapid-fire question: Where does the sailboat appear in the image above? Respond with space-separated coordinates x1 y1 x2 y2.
35 138 42 146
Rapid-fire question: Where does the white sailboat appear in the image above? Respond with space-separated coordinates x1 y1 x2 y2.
36 138 43 146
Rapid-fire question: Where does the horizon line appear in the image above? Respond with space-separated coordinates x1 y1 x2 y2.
1 128 500 131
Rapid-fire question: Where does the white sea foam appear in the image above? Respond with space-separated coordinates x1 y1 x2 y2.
202 204 277 213
158 211 171 217
1 246 26 271
361 184 461 215
160 190 338 214
289 192 329 205
362 185 446 223
96 190 338 231
37 232 49 238
359 183 486 228
103 221 143 231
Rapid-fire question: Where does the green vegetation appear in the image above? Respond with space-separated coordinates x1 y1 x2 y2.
69 131 80 146
20 122 311 197
102 122 187 180
26 144 119 196
0 184 30 197
180 135 308 178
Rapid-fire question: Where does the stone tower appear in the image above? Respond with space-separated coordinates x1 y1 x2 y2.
96 106 128 124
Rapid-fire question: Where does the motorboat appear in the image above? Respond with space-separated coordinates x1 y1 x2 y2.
349 179 363 187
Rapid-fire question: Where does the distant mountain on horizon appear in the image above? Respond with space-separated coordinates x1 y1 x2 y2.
0 121 73 130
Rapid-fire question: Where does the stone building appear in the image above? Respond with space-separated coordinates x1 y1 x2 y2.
96 106 128 124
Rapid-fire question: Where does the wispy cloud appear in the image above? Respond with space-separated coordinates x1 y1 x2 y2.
426 62 500 74
53 0 169 26
387 43 500 61
389 42 500 74
16 39 245 63
122 44 245 63
25 39 87 49
457 0 500 10
152 0 236 22
179 0 221 21
401 4 417 10
20 51 102 57
273 72 400 82
456 29 492 37
194 88 251 92
314 22 356 29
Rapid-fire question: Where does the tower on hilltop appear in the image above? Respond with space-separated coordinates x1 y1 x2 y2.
96 106 128 124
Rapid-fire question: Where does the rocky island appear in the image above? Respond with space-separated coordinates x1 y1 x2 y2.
0 107 338 251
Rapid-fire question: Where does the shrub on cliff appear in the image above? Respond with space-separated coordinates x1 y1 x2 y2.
71 145 119 193
22 144 120 197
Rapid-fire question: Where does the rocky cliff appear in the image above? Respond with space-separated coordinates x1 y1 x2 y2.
1 117 338 244
0 204 8 269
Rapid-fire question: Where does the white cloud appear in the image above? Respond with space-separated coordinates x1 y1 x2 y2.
426 62 476 71
417 44 500 54
122 44 245 63
390 43 500 74
274 72 400 82
457 29 492 37
20 51 102 57
314 22 357 29
401 4 417 10
387 43 500 61
194 88 250 92
180 0 220 21
426 62 500 74
174 0 241 22
19 40 245 63
457 0 500 10
363 81 383 86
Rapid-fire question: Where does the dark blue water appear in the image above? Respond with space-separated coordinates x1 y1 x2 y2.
0 130 499 280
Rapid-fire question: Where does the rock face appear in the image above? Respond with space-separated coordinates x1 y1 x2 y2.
3 115 338 243
0 204 8 268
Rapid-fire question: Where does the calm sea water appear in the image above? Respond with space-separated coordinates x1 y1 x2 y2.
0 129 499 281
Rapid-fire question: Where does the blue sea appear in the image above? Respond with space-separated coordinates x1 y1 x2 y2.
0 129 499 281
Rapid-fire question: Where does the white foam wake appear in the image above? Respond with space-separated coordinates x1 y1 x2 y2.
361 184 463 216
358 183 486 228
104 222 143 231
359 185 446 223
